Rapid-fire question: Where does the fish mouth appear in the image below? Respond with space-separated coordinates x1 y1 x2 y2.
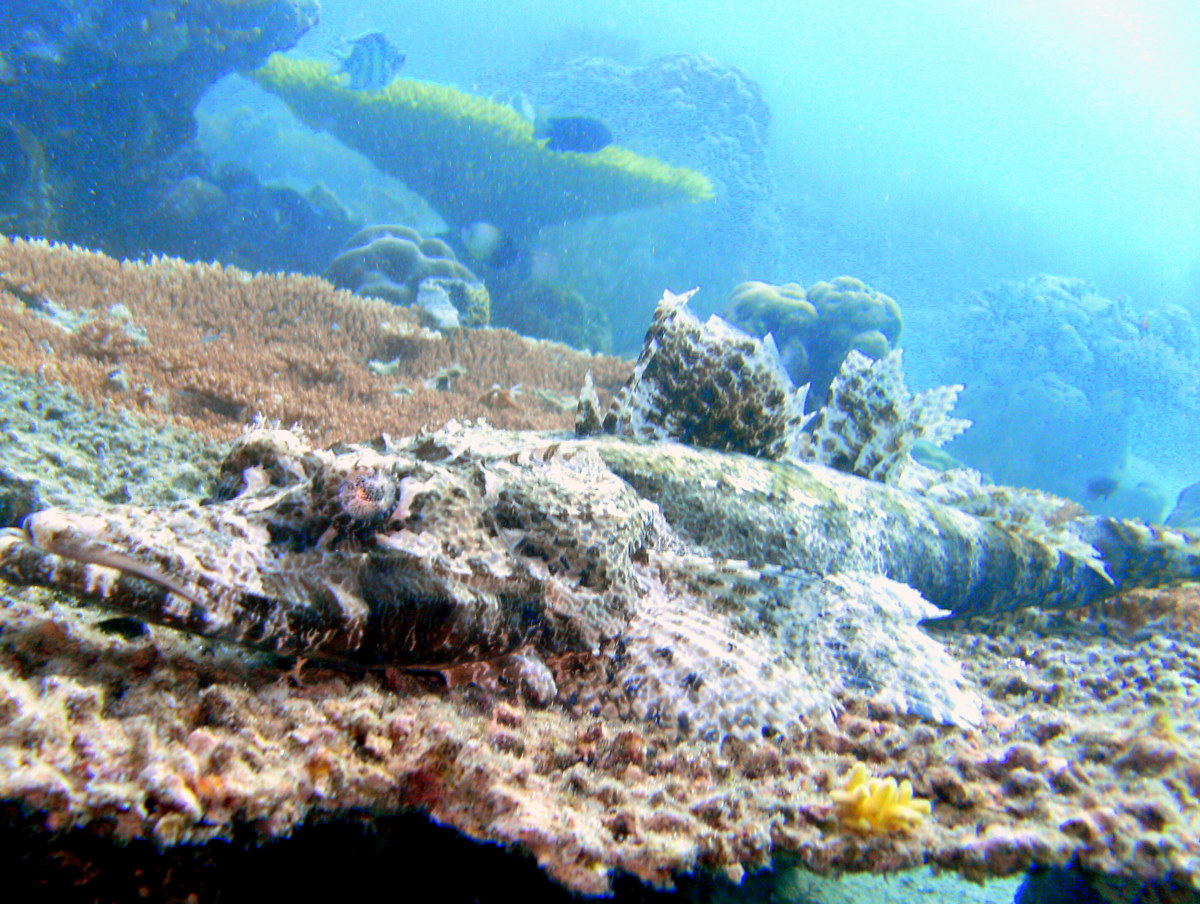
22 509 207 607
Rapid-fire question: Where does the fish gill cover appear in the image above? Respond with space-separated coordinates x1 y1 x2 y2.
248 54 715 237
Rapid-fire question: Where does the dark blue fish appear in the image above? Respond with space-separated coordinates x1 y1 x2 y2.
1085 475 1119 501
535 115 613 153
335 31 405 92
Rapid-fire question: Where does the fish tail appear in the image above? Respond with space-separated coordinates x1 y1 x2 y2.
1087 517 1200 592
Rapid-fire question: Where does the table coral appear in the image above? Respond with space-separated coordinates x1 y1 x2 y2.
249 55 714 236
831 762 933 834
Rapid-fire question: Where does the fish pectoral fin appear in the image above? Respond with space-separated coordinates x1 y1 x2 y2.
440 648 557 705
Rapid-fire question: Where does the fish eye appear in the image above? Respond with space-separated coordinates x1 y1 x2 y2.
335 468 398 527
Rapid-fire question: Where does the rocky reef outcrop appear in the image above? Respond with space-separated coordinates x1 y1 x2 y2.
0 0 355 271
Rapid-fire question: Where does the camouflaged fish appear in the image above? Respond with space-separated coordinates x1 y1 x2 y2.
2 290 1198 739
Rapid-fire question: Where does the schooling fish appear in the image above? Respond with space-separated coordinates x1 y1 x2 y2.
535 115 613 153
334 31 406 92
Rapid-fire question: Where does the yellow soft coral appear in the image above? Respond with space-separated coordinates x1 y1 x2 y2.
830 763 931 834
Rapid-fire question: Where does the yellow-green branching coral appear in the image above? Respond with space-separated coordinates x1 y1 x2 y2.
250 55 714 236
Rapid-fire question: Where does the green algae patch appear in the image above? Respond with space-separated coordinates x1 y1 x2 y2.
250 55 715 235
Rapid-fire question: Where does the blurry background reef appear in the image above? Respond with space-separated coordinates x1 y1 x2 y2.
0 0 744 356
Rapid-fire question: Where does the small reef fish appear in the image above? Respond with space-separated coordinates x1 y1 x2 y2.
1085 475 1120 501
535 115 613 153
461 220 518 268
334 31 405 92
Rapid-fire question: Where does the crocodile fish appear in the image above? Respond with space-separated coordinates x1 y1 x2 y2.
2 292 1198 738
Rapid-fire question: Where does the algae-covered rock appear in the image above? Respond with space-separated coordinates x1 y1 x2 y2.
250 55 714 236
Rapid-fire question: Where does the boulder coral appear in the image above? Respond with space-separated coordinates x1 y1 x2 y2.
726 275 903 407
932 275 1200 503
250 55 714 237
325 224 490 328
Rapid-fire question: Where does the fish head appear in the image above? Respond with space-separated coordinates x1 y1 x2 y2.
2 425 649 668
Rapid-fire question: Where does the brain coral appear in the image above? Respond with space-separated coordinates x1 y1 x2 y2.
726 276 903 408
325 224 489 327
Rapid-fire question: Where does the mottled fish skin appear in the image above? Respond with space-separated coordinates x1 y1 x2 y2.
586 436 1200 620
2 421 1199 736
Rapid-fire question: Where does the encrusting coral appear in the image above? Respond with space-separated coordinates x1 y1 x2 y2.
831 762 933 834
249 55 715 236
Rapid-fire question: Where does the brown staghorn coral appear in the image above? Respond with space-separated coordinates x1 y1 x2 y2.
0 237 629 445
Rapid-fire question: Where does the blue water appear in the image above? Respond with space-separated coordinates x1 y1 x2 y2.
293 0 1200 306
4 0 1199 513
202 0 1200 516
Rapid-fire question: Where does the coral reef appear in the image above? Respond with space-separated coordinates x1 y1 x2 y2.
0 237 630 446
931 275 1200 503
325 224 490 328
830 763 933 834
250 55 714 238
726 276 904 407
0 1 349 272
4 250 1200 898
492 52 779 352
